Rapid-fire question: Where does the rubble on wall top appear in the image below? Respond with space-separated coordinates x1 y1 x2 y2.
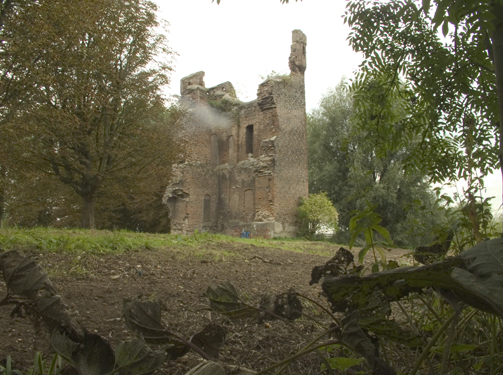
292 29 306 44
179 29 306 109
180 71 205 95
208 82 236 99
180 71 241 110
289 29 306 75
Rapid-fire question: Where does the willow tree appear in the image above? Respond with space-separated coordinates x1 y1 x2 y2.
3 0 174 228
308 81 444 246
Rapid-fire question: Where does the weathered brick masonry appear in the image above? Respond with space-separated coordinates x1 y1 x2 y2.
163 30 308 237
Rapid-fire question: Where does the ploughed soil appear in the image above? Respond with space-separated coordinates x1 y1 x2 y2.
0 241 411 374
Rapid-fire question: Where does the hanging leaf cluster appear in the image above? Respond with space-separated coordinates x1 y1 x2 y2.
344 0 499 184
123 297 226 360
207 281 303 321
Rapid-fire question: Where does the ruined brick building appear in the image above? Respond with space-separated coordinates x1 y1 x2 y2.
163 30 308 237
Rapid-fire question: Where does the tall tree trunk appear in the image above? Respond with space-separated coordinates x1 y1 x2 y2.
81 194 96 229
491 3 503 236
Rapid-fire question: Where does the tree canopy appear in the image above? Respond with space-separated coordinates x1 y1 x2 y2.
344 0 502 215
308 81 445 247
0 0 178 229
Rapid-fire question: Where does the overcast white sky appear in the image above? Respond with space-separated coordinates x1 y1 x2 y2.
156 0 502 214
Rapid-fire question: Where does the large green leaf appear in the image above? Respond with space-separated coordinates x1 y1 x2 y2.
51 331 115 375
323 357 365 372
123 298 175 345
272 288 303 321
348 288 422 346
122 298 225 360
52 333 164 375
123 298 192 360
310 247 361 285
114 339 165 375
1 254 50 294
322 257 464 311
206 281 257 319
51 330 79 365
453 238 503 315
422 0 431 13
321 239 503 318
190 323 226 360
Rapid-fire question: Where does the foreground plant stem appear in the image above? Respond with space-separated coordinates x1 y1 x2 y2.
295 292 340 324
145 330 210 360
239 297 335 375
454 308 478 342
416 293 443 322
396 300 419 335
271 326 343 375
491 314 497 375
410 312 456 375
441 310 460 374
255 340 340 375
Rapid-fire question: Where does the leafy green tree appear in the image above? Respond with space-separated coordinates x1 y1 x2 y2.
2 171 81 228
344 0 502 232
93 106 181 232
0 0 41 221
2 105 179 231
308 81 444 247
0 0 39 127
297 192 338 238
2 0 175 228
423 0 503 172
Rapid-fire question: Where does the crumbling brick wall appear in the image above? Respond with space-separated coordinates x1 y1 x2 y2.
163 30 308 238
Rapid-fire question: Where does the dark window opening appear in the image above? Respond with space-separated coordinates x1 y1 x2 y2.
246 125 253 154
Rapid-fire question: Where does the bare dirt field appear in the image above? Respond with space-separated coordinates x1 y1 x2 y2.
0 241 411 374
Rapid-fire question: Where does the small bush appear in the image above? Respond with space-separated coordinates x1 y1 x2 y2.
297 193 338 238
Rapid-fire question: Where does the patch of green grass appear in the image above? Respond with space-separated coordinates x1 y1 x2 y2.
0 227 338 257
0 227 167 255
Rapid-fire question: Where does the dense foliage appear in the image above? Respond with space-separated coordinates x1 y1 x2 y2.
308 82 444 247
344 0 502 231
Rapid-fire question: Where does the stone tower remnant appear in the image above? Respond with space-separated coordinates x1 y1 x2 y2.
163 30 308 238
